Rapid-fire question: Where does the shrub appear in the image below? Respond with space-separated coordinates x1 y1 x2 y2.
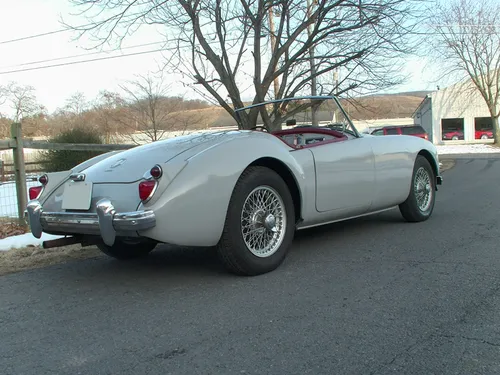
38 127 105 172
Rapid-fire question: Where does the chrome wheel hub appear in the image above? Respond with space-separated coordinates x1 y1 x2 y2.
414 167 433 212
264 214 277 232
241 186 286 257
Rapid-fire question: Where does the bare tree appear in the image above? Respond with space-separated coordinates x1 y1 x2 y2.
64 0 426 130
0 85 6 108
428 0 500 143
64 91 89 115
117 72 183 143
0 115 10 138
3 82 40 122
93 90 127 143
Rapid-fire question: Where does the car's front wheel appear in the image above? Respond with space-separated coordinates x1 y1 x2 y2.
97 237 157 260
399 155 436 222
217 166 295 276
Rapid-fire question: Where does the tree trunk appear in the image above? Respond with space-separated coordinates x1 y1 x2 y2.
493 116 500 145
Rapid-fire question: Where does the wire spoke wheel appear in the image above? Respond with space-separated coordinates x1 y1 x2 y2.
217 166 295 276
413 167 432 212
241 185 287 258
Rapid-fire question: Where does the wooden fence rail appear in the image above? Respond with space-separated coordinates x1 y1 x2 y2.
1 161 50 181
0 139 135 152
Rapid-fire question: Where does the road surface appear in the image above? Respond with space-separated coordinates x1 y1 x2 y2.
2 155 500 375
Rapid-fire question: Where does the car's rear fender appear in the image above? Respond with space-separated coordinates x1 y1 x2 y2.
137 134 308 247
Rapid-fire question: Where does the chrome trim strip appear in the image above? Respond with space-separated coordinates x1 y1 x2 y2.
25 199 156 246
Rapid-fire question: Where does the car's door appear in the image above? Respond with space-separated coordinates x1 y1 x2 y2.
308 136 376 214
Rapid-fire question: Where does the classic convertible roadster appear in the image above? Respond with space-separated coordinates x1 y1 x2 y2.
26 96 442 276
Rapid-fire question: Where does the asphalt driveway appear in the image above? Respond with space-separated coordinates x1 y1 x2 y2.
2 155 500 375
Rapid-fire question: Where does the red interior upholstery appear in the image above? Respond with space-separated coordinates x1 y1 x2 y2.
271 127 348 149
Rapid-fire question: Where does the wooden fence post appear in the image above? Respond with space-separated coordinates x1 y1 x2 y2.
11 122 28 227
0 159 4 182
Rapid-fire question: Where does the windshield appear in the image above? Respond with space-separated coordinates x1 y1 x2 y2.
234 96 358 136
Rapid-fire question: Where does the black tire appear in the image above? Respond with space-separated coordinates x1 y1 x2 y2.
399 155 436 222
216 166 295 276
97 237 157 260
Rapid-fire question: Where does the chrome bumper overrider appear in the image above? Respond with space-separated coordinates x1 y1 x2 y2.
25 198 156 246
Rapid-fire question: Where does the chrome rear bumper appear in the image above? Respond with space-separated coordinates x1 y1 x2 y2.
26 198 156 246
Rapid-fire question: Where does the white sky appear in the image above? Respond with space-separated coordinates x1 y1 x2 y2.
0 0 440 117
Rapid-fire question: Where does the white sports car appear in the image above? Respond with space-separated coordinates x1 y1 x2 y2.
26 96 442 275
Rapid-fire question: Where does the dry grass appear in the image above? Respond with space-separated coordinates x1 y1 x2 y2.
0 218 29 239
0 244 103 276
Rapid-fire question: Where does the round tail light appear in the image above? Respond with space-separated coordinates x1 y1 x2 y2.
39 174 48 185
150 165 163 179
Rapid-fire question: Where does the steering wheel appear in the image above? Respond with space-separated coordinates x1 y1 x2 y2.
250 125 269 132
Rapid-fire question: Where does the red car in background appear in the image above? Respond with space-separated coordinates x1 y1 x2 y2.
442 129 494 140
475 129 493 139
365 125 429 140
442 130 464 140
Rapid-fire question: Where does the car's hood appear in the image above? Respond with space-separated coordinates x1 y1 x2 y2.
77 130 240 183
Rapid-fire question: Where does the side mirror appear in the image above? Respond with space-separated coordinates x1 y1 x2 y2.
286 119 296 126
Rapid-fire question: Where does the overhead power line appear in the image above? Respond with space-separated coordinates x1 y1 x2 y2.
0 35 245 75
0 29 69 45
0 40 166 69
0 10 150 45
0 47 177 75
0 23 97 45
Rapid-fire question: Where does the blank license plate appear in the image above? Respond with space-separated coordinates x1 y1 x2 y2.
62 181 93 210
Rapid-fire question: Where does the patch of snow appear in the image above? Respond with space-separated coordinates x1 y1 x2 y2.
436 144 500 155
0 232 64 251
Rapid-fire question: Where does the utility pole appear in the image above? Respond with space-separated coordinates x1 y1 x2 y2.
333 68 339 96
306 0 318 125
268 6 280 100
333 68 340 123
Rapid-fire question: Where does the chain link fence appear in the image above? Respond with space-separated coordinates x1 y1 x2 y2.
0 149 47 219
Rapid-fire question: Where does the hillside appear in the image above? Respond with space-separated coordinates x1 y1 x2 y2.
340 94 425 121
204 92 428 128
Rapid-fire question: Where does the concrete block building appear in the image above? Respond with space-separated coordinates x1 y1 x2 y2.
412 79 496 144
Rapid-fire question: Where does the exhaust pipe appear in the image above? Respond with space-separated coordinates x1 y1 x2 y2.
42 236 101 249
42 236 83 249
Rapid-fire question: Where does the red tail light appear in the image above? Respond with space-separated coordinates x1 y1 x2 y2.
29 186 43 200
139 180 157 201
424 134 428 140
